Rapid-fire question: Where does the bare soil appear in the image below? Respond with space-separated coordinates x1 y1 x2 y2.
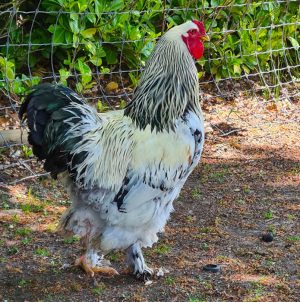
0 95 299 302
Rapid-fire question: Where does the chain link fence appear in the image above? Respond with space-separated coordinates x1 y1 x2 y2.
0 0 299 185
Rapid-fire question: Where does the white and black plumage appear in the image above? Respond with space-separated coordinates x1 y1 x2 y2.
19 20 208 279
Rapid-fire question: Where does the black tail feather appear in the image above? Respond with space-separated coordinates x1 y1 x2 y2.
19 83 86 178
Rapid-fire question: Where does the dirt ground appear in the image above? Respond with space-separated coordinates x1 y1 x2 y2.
0 94 299 302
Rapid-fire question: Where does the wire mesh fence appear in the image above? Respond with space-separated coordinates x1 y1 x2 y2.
0 0 299 185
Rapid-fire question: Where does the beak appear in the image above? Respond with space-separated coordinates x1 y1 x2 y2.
200 35 210 42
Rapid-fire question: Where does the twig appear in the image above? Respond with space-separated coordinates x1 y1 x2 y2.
219 128 244 137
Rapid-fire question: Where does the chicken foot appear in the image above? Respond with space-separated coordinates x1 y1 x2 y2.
75 248 119 277
126 243 153 280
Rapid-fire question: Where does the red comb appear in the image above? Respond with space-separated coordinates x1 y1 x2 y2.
192 20 206 35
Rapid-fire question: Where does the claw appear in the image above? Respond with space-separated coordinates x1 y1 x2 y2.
75 255 119 277
135 267 153 281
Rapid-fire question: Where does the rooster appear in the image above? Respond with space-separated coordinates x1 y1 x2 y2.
19 20 208 280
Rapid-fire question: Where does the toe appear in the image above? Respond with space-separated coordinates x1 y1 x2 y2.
75 255 95 276
75 255 119 277
92 266 119 276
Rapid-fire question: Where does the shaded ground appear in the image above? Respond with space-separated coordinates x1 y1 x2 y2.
0 96 299 301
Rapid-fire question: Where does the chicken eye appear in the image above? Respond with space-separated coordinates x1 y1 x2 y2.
190 29 198 35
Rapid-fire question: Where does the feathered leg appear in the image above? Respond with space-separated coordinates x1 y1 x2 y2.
75 248 119 277
126 243 153 280
59 204 118 277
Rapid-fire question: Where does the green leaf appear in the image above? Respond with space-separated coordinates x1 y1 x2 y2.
97 100 108 112
129 26 141 40
70 13 78 21
78 0 88 12
86 42 96 55
211 0 219 8
0 56 5 67
73 34 79 47
129 72 138 86
100 67 110 74
90 57 102 67
109 0 124 11
57 0 65 6
5 67 15 81
69 16 80 34
215 71 222 82
119 99 126 109
95 46 106 58
242 65 250 74
94 0 105 16
288 37 299 50
59 68 70 85
76 82 83 93
12 80 26 94
86 12 96 24
104 47 118 64
6 61 14 68
197 71 204 79
83 81 96 89
81 28 97 38
65 31 73 44
233 64 241 75
50 25 65 44
141 42 154 58
75 59 92 85
30 76 41 86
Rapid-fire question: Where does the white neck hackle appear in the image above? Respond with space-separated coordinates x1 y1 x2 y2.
124 21 201 132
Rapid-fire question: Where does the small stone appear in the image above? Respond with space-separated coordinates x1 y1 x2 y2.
60 263 71 270
156 267 170 277
261 233 274 242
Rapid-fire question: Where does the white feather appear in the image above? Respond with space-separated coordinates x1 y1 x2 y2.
59 20 205 254
60 106 204 252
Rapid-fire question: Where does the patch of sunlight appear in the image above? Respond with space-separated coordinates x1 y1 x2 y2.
230 274 279 286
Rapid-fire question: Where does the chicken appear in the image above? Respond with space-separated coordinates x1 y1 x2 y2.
19 20 208 280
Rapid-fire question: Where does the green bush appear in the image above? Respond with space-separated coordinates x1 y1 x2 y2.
0 0 299 96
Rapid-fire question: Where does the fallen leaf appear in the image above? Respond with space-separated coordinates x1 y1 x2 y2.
266 103 278 112
106 81 118 91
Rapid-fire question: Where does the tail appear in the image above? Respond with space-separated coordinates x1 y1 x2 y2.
19 83 87 178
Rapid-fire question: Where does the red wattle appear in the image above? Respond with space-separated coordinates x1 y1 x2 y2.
182 35 204 60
